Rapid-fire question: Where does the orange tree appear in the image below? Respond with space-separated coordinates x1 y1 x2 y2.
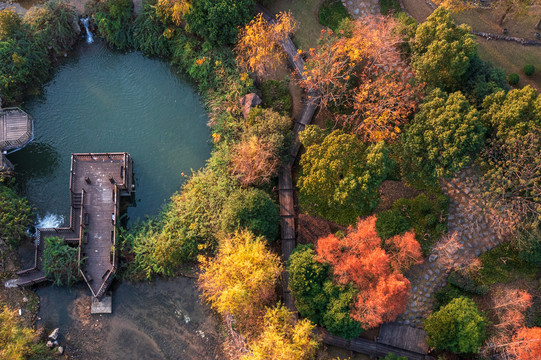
299 16 420 143
316 216 421 329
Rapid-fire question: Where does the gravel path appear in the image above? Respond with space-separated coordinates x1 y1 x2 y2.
341 0 381 18
396 167 507 327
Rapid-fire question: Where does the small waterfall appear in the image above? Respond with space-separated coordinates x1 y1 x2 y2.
81 17 94 44
36 213 64 230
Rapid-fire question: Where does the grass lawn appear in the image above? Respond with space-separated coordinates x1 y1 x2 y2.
267 0 324 51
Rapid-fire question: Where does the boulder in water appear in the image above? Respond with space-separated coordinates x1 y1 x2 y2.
58 346 64 355
239 93 262 119
48 328 59 341
46 340 54 348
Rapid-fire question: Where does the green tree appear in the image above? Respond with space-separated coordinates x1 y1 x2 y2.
24 0 79 56
0 182 33 248
220 187 279 242
298 126 391 225
424 296 487 354
481 86 541 138
42 236 80 286
287 245 363 339
0 9 50 104
412 7 477 91
185 0 255 45
88 0 134 49
401 89 485 185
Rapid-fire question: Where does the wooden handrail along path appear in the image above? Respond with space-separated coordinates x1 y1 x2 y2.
259 6 432 359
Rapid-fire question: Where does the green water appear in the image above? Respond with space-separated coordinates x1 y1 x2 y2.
9 40 211 223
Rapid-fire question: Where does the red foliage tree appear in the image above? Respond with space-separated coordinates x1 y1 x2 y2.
299 16 421 143
508 327 541 360
316 216 421 328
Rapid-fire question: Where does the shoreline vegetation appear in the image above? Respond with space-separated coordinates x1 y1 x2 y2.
1 0 541 359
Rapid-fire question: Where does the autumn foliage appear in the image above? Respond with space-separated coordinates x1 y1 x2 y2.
299 16 420 142
508 327 541 360
198 230 282 332
230 135 280 187
316 216 422 328
235 12 296 78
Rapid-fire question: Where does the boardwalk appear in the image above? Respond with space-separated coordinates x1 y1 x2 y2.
16 153 134 301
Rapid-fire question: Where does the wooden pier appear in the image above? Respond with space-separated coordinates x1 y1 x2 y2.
16 153 134 302
0 107 33 171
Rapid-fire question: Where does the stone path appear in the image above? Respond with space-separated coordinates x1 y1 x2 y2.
395 167 506 327
342 0 381 18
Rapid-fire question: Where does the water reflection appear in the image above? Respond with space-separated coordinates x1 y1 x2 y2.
9 141 60 179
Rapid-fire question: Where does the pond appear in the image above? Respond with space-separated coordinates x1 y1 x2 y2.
9 40 217 358
9 39 211 225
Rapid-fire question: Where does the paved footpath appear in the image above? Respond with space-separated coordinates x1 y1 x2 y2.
342 0 381 18
396 167 506 327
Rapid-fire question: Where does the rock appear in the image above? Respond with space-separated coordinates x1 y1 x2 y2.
22 297 28 303
49 328 59 341
58 346 64 355
239 93 262 119
429 254 438 262
46 341 54 348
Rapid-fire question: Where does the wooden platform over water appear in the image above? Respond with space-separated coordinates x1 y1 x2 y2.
0 107 33 171
16 153 134 301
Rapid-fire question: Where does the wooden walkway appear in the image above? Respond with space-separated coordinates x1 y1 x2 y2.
16 153 134 301
260 6 432 359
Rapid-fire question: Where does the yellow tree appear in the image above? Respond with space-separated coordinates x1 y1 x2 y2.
235 11 296 78
155 0 192 26
198 230 282 332
242 305 320 360
0 305 44 360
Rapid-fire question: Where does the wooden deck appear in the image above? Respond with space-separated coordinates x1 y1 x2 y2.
0 107 33 152
16 153 133 301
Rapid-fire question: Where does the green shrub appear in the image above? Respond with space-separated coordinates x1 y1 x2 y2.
375 209 410 240
447 271 488 295
391 193 448 255
260 79 292 115
424 297 487 354
474 242 537 286
383 353 408 360
287 245 363 339
523 64 535 76
184 0 255 45
507 73 519 85
318 0 352 32
42 236 80 286
220 187 279 242
0 181 33 248
433 283 472 311
133 0 172 57
380 0 401 15
87 0 134 49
